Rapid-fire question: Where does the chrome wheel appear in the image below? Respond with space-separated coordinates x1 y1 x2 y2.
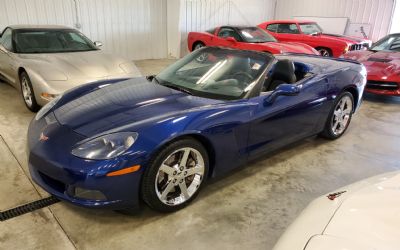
155 147 205 206
194 43 204 50
21 76 33 107
318 48 331 57
194 43 207 62
331 95 353 136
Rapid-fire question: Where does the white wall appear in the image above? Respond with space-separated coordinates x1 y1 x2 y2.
275 0 395 42
0 0 168 60
390 0 400 33
179 0 275 56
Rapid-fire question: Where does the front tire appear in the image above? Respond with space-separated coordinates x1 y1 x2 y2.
20 71 40 112
316 47 332 57
320 92 354 139
141 138 209 212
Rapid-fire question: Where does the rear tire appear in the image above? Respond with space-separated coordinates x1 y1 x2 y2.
320 92 354 140
141 138 209 212
20 71 40 112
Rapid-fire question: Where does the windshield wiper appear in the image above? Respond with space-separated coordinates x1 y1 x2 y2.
152 76 194 96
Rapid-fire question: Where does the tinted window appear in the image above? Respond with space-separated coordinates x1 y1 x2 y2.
217 28 242 41
14 29 98 53
371 35 400 52
156 47 273 100
0 28 13 51
238 27 277 43
277 24 300 34
266 24 278 32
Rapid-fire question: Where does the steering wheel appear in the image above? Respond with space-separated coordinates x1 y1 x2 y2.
232 71 253 86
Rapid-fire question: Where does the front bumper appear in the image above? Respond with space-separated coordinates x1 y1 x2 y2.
27 113 144 210
365 75 400 96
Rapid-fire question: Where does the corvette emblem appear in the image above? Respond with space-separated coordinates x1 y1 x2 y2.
39 132 49 142
327 191 346 200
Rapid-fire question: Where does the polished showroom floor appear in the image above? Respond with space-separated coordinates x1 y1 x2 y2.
0 59 399 250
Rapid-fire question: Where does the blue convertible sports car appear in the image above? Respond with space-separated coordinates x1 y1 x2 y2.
27 47 366 212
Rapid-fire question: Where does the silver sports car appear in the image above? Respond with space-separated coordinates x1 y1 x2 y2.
0 25 140 111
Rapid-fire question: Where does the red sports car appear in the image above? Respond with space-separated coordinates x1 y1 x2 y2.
343 33 400 96
187 26 319 55
258 20 372 57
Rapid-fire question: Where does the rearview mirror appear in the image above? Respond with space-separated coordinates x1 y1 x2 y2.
226 37 237 43
94 41 103 47
264 84 301 105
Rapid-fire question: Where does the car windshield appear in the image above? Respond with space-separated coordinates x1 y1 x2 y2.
299 23 323 35
239 27 277 43
14 29 98 53
371 35 400 52
156 47 273 100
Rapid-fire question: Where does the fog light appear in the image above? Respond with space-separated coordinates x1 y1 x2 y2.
73 187 107 200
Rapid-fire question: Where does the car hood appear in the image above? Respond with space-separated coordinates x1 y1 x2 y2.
344 50 400 76
273 171 400 250
53 77 223 137
260 41 317 54
321 171 400 250
318 33 370 44
17 50 135 80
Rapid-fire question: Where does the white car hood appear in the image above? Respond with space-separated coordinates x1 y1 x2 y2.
17 50 136 80
321 171 400 250
273 171 400 250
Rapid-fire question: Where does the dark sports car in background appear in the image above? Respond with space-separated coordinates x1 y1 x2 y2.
27 47 366 212
343 33 400 96
187 26 319 55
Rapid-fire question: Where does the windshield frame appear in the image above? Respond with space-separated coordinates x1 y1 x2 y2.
13 28 99 54
237 27 277 43
155 47 275 100
299 22 323 35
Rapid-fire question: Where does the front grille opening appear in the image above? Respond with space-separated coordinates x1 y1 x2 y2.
38 171 66 193
367 81 399 91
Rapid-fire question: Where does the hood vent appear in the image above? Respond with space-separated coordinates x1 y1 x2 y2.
367 57 392 63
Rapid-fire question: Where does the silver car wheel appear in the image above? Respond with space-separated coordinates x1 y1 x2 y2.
21 76 33 107
318 48 331 57
155 147 205 206
194 43 207 62
331 95 353 136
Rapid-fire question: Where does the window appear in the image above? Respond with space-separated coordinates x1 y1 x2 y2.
13 29 98 53
217 27 242 42
299 23 322 35
266 24 278 33
0 28 13 51
277 24 300 34
238 27 276 43
371 35 400 52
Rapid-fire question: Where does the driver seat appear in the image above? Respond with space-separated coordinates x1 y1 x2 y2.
265 59 297 91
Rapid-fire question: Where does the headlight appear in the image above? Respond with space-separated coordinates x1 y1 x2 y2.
71 132 138 160
35 94 62 120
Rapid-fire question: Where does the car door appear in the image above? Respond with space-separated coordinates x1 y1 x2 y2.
0 28 18 85
247 75 328 159
213 27 241 49
268 23 301 43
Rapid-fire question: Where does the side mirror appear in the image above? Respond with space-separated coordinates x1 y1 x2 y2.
264 84 301 105
226 37 237 43
94 41 103 47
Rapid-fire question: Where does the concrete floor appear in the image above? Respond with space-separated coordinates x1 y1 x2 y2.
0 59 399 250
